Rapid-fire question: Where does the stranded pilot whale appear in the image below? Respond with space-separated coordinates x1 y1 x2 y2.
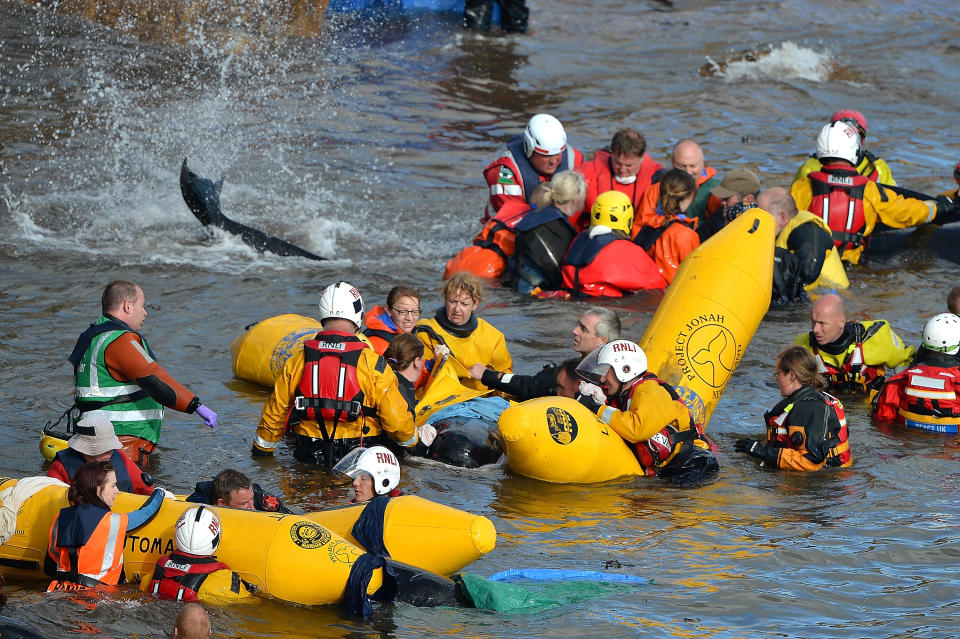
179 158 326 261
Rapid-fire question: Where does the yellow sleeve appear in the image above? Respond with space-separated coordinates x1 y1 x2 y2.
596 380 681 444
254 349 305 453
862 321 915 371
359 350 419 448
874 157 895 186
867 182 936 229
196 569 256 603
790 177 814 214
792 156 821 185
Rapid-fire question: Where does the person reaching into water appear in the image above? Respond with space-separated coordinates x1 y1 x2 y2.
333 446 402 502
47 415 154 496
873 313 960 433
561 190 667 297
507 170 583 293
735 345 852 471
793 293 914 395
253 282 428 466
790 121 958 264
46 460 169 592
362 286 421 355
414 272 513 391
793 110 895 185
186 468 291 514
469 308 620 400
68 280 218 468
574 340 718 484
757 186 848 305
632 168 700 284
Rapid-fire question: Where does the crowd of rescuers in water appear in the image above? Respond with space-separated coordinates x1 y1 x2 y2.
35 110 960 612
453 110 960 303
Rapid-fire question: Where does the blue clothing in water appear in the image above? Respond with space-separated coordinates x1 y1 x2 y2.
429 396 510 423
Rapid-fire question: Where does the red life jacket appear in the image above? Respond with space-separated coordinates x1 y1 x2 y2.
808 164 869 255
443 200 530 279
294 332 376 435
612 373 709 475
808 322 886 394
896 364 960 433
765 389 851 467
147 551 231 602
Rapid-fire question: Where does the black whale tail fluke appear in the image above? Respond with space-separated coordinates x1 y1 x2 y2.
178 158 327 262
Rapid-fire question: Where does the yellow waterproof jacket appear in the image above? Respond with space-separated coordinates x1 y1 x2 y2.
596 378 697 445
793 153 895 186
794 319 914 390
790 176 936 264
776 210 849 291
415 317 513 391
140 566 255 603
254 343 418 453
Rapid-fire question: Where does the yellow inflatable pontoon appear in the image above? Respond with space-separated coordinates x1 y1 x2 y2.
499 209 775 483
231 313 323 387
0 478 495 606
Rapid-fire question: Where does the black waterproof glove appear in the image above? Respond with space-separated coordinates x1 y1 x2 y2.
734 438 770 462
577 393 603 414
934 196 960 226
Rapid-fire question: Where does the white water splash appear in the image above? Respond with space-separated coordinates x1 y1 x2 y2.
707 41 834 83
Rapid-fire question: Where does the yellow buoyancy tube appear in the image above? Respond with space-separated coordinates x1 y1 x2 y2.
639 207 774 427
231 314 323 387
414 354 493 426
497 209 774 483
0 478 495 605
498 397 642 483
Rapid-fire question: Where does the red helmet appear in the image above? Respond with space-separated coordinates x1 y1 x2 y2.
830 109 867 140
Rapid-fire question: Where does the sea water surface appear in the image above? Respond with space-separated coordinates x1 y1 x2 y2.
1 0 960 636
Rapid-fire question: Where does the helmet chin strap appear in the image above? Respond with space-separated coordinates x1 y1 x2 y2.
613 174 637 185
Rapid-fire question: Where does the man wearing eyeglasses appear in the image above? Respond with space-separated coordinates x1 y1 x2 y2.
792 109 895 185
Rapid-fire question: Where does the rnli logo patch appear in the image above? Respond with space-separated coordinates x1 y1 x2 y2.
546 407 578 445
289 521 331 550
271 327 320 378
675 386 707 425
673 313 742 390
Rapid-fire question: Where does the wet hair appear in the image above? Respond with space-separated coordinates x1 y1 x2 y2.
658 169 697 217
443 272 484 305
383 333 425 373
610 129 647 157
558 357 580 380
386 285 420 309
532 170 586 210
584 307 621 341
212 469 252 504
68 461 114 509
948 285 960 315
101 280 140 315
776 345 827 391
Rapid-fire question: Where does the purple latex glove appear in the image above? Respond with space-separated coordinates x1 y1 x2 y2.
196 404 218 430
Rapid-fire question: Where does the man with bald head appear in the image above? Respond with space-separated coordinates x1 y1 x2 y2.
174 603 211 639
671 139 720 227
794 293 914 394
759 187 848 304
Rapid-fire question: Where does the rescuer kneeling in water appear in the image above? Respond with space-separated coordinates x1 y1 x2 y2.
873 313 960 433
794 293 914 395
145 505 254 603
46 461 169 592
575 340 718 484
253 282 429 466
333 446 402 502
735 345 852 471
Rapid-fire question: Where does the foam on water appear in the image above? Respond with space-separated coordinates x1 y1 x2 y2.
707 41 835 83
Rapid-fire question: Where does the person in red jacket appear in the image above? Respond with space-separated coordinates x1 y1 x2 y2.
632 168 700 284
574 128 664 225
47 415 153 495
482 113 583 222
561 191 666 297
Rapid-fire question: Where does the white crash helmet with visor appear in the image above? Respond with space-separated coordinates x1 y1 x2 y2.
333 445 400 495
576 340 648 385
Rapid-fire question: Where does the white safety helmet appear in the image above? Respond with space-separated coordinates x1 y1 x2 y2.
332 445 401 495
576 340 647 384
815 121 861 164
922 313 960 355
523 113 567 158
318 281 364 330
175 506 222 556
